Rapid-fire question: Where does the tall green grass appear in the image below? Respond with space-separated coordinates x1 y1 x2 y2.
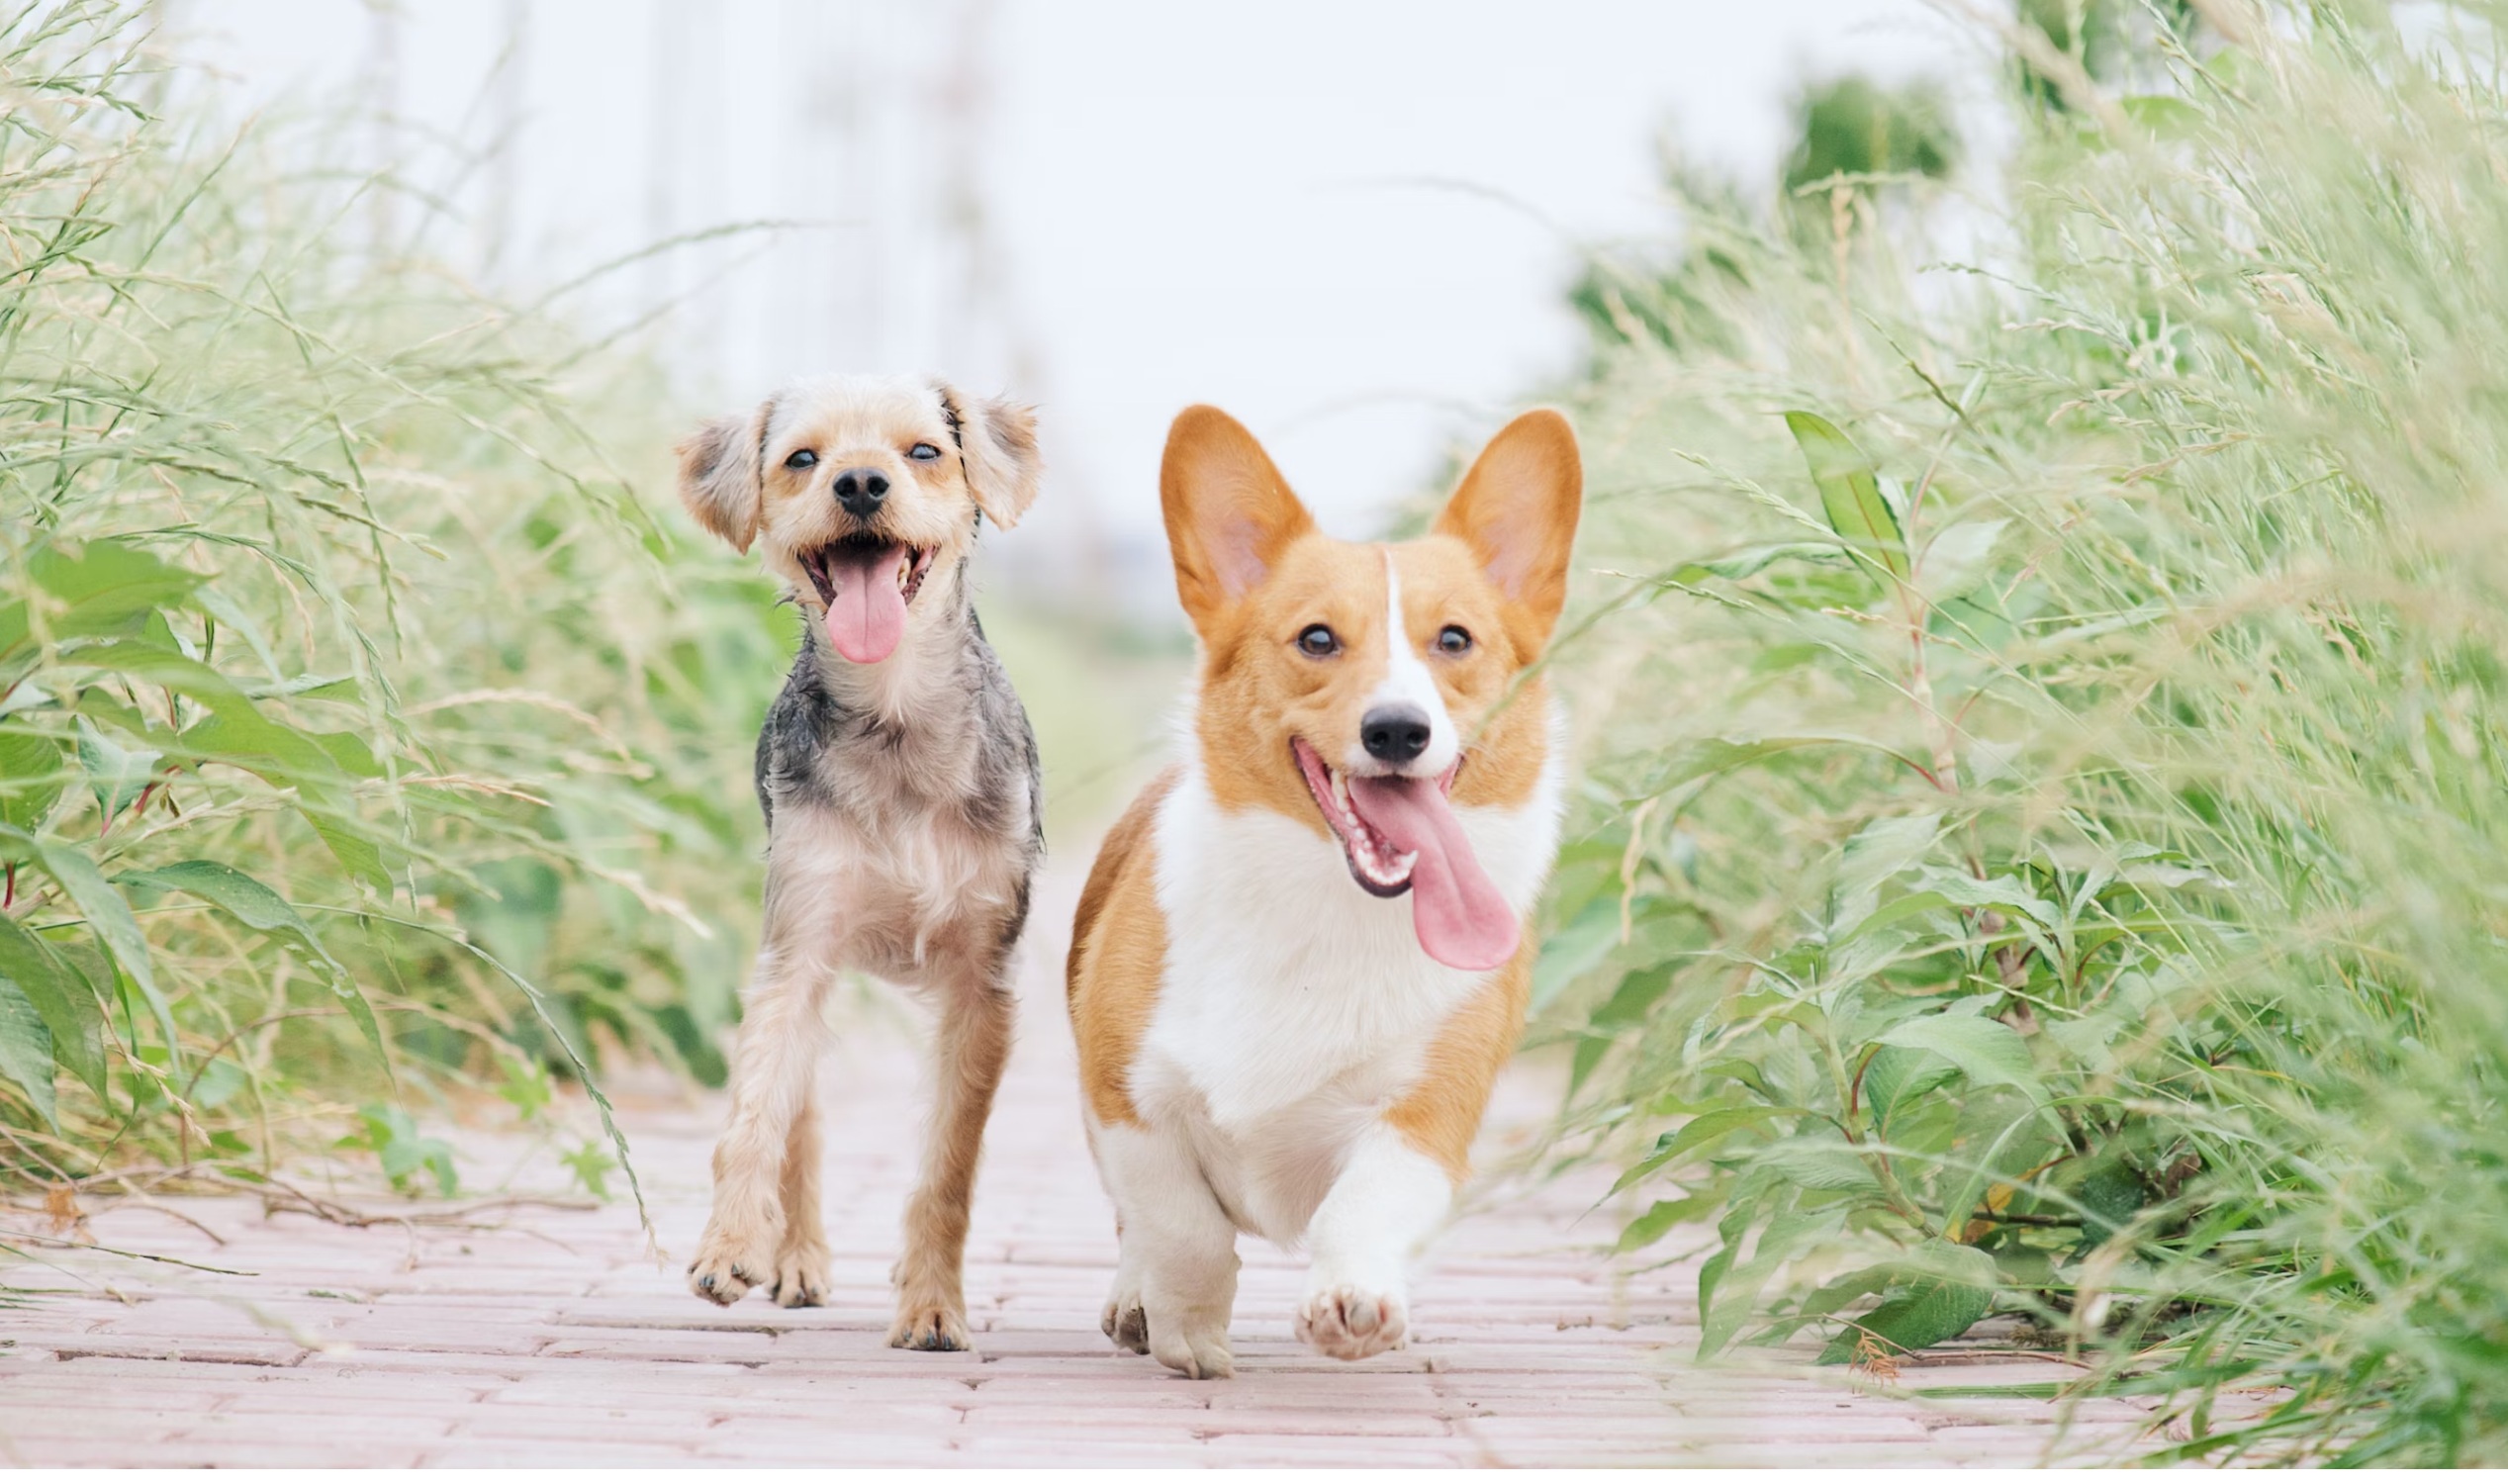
0 5 786 1208
1543 2 2508 1462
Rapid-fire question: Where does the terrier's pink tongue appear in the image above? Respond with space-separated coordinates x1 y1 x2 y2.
1347 774 1519 972
819 544 909 664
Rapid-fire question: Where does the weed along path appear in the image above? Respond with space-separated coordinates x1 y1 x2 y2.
0 864 2156 1466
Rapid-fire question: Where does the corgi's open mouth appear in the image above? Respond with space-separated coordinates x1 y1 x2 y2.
1290 735 1517 971
800 534 934 665
1292 736 1446 898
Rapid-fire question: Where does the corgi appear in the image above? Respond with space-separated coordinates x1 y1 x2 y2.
1065 405 1581 1378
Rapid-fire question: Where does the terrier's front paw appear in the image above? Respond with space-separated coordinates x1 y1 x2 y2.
686 1223 777 1307
889 1291 971 1351
769 1238 831 1309
1148 1309 1234 1379
1296 1284 1409 1360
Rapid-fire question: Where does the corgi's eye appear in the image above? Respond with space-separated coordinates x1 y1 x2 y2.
1296 624 1341 658
784 449 818 470
908 442 942 462
1438 625 1473 656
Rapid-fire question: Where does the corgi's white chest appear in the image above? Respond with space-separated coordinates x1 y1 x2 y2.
1132 757 1560 1238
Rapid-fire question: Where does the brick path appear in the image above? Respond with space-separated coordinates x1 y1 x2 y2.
0 865 2160 1466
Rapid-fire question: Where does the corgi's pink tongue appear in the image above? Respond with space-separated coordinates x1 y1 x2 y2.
1347 774 1519 972
820 544 910 664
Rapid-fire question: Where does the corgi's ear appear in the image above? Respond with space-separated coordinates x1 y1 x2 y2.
676 400 772 553
1433 409 1583 648
941 383 1043 529
1161 405 1315 634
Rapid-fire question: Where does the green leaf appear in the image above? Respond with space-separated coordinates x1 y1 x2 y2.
1837 888 1959 943
1532 894 1620 1009
1754 1138 1887 1193
1697 1200 1753 1326
497 1056 553 1120
1701 1205 1845 1356
1819 1268 1996 1363
302 817 389 895
1916 519 2006 601
1862 1044 1959 1129
1568 1031 1612 1094
1591 963 1673 1028
562 1141 615 1200
0 730 68 839
1910 866 2061 928
1877 1011 2045 1101
2119 94 2201 139
2071 1158 2149 1252
0 539 208 659
347 1104 459 1198
1938 1107 2047 1244
1785 412 1907 583
1615 1191 1720 1252
1614 1104 1804 1194
187 1056 248 1111
117 860 382 1060
0 913 103 1095
62 640 391 890
74 639 375 780
0 974 58 1127
75 716 158 825
1833 812 1944 935
119 859 317 944
11 830 176 1062
239 674 362 702
1792 1261 1903 1326
34 540 208 622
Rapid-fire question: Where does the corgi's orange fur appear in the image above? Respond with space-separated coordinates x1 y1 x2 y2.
1067 405 1581 1378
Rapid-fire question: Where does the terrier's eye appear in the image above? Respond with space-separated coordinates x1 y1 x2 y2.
1438 624 1473 656
1296 624 1341 658
784 449 818 470
908 442 942 462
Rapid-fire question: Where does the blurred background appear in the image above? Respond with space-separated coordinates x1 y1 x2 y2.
178 0 1974 613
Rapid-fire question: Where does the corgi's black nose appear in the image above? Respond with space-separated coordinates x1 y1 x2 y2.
1360 704 1433 765
833 467 889 519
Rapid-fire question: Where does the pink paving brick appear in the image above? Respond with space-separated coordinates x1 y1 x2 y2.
0 865 2153 1467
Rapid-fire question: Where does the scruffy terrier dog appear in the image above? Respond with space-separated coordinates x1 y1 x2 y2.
675 374 1042 1350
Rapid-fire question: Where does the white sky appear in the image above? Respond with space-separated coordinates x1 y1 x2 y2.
177 0 1974 603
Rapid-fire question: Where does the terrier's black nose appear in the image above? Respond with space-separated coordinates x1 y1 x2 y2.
833 467 889 519
1360 704 1433 765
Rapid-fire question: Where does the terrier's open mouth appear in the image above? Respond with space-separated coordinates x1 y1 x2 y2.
1291 736 1456 898
800 533 935 666
799 533 933 609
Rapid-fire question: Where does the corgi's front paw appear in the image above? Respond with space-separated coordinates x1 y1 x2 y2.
1296 1283 1410 1360
1101 1285 1150 1354
1148 1307 1233 1379
687 1221 777 1306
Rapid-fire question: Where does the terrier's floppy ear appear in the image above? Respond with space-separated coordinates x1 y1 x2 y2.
676 400 771 553
939 384 1043 530
1433 409 1583 649
1161 405 1315 634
